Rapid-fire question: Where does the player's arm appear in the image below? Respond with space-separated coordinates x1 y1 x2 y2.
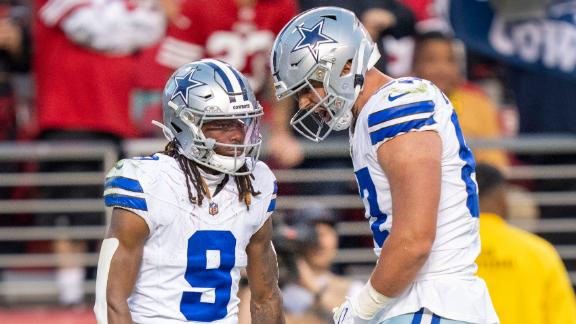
246 218 285 324
95 208 149 324
335 130 441 323
371 130 441 296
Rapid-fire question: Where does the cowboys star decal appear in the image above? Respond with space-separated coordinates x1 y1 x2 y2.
171 67 206 102
291 19 336 62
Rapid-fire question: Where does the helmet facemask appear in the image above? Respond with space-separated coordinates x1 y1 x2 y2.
171 103 262 176
156 59 263 176
287 61 355 142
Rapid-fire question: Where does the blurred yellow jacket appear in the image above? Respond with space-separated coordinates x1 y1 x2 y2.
449 83 509 170
477 213 576 324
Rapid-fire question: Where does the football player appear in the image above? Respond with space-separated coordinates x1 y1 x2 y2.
136 0 303 168
270 7 499 324
94 59 284 324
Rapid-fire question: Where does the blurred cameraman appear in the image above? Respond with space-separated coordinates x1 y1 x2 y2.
277 206 362 324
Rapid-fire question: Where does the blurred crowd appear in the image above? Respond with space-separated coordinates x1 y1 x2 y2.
4 0 576 166
1 0 576 321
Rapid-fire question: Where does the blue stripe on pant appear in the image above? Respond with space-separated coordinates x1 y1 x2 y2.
378 308 473 324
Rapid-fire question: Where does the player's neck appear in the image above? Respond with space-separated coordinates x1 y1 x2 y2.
352 69 394 117
198 164 222 176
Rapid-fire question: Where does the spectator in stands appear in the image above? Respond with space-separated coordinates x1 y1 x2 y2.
475 163 576 324
0 0 30 141
412 31 510 170
401 0 450 32
238 206 362 324
299 1 415 77
280 207 362 324
0 0 31 267
33 0 165 306
134 0 304 169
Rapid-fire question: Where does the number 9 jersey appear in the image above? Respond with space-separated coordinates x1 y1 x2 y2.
350 78 499 323
103 153 277 323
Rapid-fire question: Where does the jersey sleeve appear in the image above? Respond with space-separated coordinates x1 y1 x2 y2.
250 162 278 233
103 158 158 232
367 78 440 149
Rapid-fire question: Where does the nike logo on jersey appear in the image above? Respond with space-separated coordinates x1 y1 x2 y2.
388 92 409 101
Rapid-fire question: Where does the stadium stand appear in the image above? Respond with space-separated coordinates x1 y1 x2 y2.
0 136 575 310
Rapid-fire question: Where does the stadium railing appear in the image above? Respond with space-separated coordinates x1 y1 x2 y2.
0 136 575 303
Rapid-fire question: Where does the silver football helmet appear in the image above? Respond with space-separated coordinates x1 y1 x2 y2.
155 59 263 175
271 7 381 142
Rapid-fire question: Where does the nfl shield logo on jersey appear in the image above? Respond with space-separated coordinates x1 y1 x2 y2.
209 202 219 216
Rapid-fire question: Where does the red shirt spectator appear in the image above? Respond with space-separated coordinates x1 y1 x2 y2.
34 0 164 138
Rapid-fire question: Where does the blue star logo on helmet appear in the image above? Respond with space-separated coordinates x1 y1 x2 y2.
291 19 336 62
171 67 207 103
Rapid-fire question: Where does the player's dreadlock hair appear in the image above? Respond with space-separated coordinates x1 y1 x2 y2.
160 139 260 209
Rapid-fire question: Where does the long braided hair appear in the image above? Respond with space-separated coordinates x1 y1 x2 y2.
161 140 260 209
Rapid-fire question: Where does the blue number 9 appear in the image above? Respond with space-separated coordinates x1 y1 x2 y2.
354 167 389 247
180 230 236 322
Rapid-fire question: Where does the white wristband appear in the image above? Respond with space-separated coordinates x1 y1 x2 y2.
349 280 393 320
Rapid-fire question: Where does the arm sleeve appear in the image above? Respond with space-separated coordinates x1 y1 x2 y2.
250 163 278 235
154 0 205 69
368 78 439 150
41 0 166 54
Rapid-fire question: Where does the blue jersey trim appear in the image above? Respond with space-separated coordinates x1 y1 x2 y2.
368 100 435 128
450 111 479 217
354 167 389 247
411 308 424 324
266 198 276 213
104 194 148 211
431 313 441 324
105 177 144 193
370 117 436 145
273 181 278 194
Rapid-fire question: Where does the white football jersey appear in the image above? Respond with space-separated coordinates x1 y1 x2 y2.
102 153 277 323
350 78 498 323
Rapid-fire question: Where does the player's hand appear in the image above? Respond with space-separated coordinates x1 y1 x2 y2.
332 298 370 324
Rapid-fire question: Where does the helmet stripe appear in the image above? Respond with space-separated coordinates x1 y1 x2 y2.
228 65 249 101
203 59 244 103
